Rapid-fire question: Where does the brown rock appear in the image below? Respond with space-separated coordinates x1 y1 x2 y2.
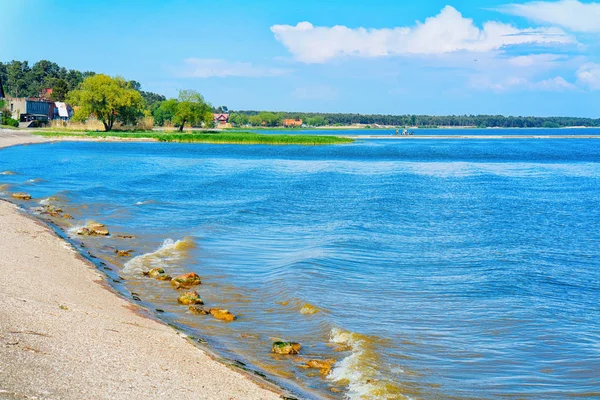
189 305 210 315
177 291 204 305
62 213 73 220
143 268 171 281
306 359 336 376
77 221 109 236
271 341 301 355
11 192 32 200
171 272 201 289
209 308 236 322
115 249 133 257
117 235 137 239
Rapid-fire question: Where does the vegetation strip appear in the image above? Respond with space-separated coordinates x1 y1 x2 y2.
33 131 353 145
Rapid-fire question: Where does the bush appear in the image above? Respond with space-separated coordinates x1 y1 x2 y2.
1 117 19 127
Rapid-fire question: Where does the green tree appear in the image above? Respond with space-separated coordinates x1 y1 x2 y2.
257 111 281 127
152 99 178 126
248 115 263 126
229 112 249 126
51 79 69 101
306 116 327 126
68 74 145 131
172 90 212 132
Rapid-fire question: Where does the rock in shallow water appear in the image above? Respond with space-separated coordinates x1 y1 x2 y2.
171 272 201 289
77 221 109 236
189 305 210 315
115 249 133 257
143 268 172 281
177 291 203 305
11 192 32 200
272 342 301 355
210 308 236 321
306 359 336 375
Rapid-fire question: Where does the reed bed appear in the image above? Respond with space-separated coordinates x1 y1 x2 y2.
34 131 353 145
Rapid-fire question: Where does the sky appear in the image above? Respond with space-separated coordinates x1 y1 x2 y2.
2 0 600 117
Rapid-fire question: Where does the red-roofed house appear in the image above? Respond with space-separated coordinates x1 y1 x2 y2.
213 113 230 125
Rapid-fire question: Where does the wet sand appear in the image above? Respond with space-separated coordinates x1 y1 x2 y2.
0 130 281 400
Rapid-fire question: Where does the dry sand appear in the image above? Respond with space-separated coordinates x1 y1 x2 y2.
0 130 281 400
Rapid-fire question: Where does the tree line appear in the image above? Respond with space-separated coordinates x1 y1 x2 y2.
231 111 600 128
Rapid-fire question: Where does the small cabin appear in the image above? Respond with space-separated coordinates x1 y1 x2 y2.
213 113 230 125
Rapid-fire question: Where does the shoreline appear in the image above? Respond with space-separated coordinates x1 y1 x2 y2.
0 131 287 400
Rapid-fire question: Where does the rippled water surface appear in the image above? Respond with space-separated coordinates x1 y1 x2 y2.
1 136 599 399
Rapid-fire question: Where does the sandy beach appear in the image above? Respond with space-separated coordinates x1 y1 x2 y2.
0 130 281 400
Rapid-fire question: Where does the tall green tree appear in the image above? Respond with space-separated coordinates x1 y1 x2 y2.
50 79 69 102
68 74 145 131
152 99 178 126
172 90 212 132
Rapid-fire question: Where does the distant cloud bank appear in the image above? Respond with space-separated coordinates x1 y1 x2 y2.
271 6 575 63
497 0 600 33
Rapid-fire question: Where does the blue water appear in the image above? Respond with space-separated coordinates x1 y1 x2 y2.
250 127 600 136
1 136 599 399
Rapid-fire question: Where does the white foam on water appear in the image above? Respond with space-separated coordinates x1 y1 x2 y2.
328 328 407 400
123 237 194 274
67 224 86 235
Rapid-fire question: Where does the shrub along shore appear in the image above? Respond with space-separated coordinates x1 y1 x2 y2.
33 130 354 145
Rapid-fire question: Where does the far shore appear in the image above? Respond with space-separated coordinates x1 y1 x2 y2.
0 130 284 400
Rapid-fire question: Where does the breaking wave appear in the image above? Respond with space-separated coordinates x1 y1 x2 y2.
123 237 195 274
328 328 405 400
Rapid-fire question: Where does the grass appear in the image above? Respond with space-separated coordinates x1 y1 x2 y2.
33 130 354 145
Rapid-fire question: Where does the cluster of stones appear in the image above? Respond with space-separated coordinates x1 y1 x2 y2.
40 204 73 220
77 221 110 236
142 269 237 322
134 247 339 382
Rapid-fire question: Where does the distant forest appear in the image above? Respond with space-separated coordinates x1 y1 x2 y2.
2 59 599 128
234 111 600 129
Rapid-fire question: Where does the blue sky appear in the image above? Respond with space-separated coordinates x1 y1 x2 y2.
3 0 600 116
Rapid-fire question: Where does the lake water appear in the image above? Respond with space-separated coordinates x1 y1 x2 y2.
1 134 599 399
250 127 600 136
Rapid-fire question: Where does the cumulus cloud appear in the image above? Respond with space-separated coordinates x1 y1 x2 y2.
173 58 292 78
270 6 575 63
577 63 600 89
497 0 600 33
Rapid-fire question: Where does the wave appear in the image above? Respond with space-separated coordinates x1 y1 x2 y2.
67 224 86 235
328 328 405 400
123 237 195 274
134 200 156 206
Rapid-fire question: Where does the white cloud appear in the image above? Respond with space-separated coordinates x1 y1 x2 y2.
173 58 292 78
270 6 575 63
472 75 576 92
535 76 577 90
507 54 562 67
497 0 600 33
576 63 600 89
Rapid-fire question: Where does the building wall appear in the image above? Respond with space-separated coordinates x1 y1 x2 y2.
6 98 27 120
